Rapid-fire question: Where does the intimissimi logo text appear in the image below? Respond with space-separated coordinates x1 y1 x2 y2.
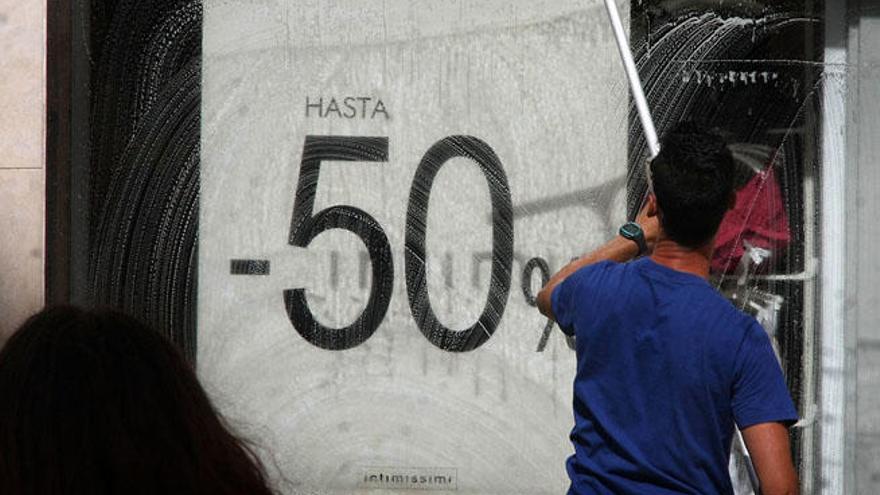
359 467 457 491
305 96 390 119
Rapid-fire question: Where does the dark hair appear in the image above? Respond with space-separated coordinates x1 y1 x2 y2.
0 306 275 495
650 121 735 248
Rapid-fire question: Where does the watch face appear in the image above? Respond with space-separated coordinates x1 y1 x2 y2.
621 223 641 238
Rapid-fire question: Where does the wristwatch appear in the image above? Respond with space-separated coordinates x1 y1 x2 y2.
619 222 648 257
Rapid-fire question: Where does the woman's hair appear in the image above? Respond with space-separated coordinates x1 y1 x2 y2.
0 306 275 495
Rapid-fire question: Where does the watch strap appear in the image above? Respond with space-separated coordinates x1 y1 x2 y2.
619 222 647 256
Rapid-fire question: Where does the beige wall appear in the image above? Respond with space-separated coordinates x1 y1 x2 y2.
0 0 45 340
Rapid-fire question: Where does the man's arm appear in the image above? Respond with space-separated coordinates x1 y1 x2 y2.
536 236 640 321
741 422 799 495
536 202 660 321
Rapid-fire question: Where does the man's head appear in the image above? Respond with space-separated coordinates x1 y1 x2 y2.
648 121 735 249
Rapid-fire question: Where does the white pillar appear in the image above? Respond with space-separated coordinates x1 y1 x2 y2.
819 1 848 492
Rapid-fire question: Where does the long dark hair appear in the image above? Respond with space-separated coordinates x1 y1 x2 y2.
0 306 275 495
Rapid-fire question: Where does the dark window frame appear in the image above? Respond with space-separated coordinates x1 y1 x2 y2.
45 0 73 304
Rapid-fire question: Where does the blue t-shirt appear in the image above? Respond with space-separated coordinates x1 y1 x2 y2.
551 257 798 495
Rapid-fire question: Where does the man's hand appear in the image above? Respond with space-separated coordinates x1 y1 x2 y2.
635 195 661 253
741 422 799 495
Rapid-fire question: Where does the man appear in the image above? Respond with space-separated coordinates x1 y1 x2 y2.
537 122 799 495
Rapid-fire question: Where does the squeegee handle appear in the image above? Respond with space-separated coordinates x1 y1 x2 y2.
602 0 661 159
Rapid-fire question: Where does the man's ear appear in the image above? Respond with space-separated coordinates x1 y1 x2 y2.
646 193 659 217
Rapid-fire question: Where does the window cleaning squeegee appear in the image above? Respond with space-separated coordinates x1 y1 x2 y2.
600 1 762 494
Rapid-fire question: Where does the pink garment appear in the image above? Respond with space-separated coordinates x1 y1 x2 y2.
712 166 790 274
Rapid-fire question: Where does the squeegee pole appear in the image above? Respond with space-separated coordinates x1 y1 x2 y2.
602 0 661 159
